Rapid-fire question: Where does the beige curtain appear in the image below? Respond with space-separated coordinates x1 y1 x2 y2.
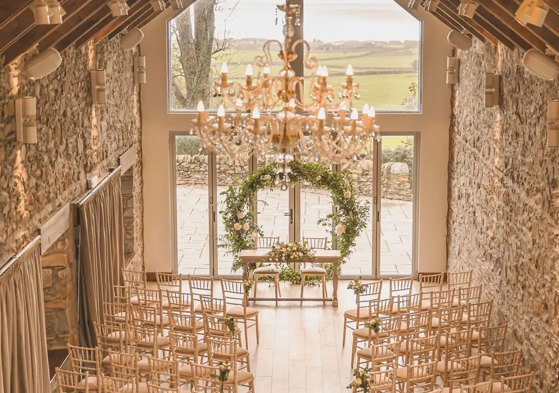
0 237 50 393
78 169 125 347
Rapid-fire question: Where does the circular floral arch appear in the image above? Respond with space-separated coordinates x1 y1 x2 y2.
220 161 369 278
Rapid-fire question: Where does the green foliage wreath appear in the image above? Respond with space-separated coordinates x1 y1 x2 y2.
219 161 369 282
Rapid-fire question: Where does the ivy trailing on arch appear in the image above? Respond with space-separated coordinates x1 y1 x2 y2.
219 161 369 282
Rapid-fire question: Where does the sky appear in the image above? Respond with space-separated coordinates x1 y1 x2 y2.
211 0 421 42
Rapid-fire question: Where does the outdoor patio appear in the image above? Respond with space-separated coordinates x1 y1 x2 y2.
176 186 413 276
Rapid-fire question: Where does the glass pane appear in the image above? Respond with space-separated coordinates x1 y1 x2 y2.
339 156 374 276
175 135 210 275
217 152 250 276
304 0 421 112
380 135 414 276
168 0 281 111
257 154 290 243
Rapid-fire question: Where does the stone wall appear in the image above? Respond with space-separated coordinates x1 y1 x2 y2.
176 154 412 201
447 40 559 391
0 39 144 349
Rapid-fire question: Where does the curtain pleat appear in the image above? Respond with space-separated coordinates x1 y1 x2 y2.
0 238 50 393
78 170 125 347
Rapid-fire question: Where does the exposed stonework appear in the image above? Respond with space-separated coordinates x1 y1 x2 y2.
0 39 144 349
447 40 559 391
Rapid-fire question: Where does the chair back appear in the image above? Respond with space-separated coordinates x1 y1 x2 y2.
465 301 493 331
190 363 223 392
365 298 393 321
368 340 400 371
404 361 437 391
129 304 162 328
500 373 534 393
199 295 226 317
221 279 246 309
102 376 134 393
366 368 397 393
130 287 162 308
446 355 481 388
448 270 473 288
459 382 493 393
419 273 443 291
354 281 382 313
189 276 214 301
477 325 507 355
207 336 240 366
104 301 129 325
122 268 147 289
168 308 197 333
105 349 139 381
402 310 431 335
67 344 101 379
94 321 127 354
389 277 413 297
405 333 439 365
441 329 473 366
394 293 421 313
204 314 238 340
113 285 130 304
254 236 280 249
434 305 463 333
128 324 162 356
457 284 483 305
169 330 203 363
56 368 90 393
427 288 455 309
165 290 192 311
156 272 184 293
148 355 180 390
302 237 328 249
490 350 522 379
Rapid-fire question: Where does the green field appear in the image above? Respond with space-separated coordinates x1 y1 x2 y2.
171 45 420 112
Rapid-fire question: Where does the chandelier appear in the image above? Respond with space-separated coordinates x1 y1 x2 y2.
192 2 380 163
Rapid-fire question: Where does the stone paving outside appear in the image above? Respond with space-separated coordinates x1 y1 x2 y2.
176 186 413 276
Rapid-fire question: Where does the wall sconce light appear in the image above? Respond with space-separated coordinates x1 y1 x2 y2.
547 99 559 146
91 69 107 105
515 0 549 27
46 0 65 24
134 56 146 84
121 28 144 50
458 1 479 18
150 0 166 11
15 97 37 144
522 49 559 80
108 0 129 17
425 0 440 11
22 48 62 79
447 30 473 51
171 0 186 10
31 1 50 24
407 0 421 10
484 73 500 107
446 56 459 85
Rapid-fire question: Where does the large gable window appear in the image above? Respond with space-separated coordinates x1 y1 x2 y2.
168 0 421 112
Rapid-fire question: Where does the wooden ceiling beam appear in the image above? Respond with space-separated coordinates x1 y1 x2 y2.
54 6 112 52
108 4 153 40
2 0 96 65
73 14 116 49
543 9 559 36
438 1 501 45
88 0 145 45
136 11 161 30
497 0 559 52
478 0 547 51
0 1 34 31
544 0 559 15
127 8 158 31
37 0 105 52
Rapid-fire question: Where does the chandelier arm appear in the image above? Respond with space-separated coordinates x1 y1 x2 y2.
254 39 283 68
291 39 318 70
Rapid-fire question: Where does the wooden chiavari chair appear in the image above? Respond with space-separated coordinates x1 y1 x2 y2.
104 301 129 325
343 281 383 346
190 363 229 393
300 236 328 305
156 272 186 293
129 303 170 331
436 329 474 385
128 324 171 364
422 288 455 311
356 337 400 372
203 314 242 343
389 277 413 298
104 349 146 392
431 306 463 337
252 236 281 304
189 276 214 314
399 309 433 335
488 350 522 381
130 287 165 308
397 361 438 393
94 321 128 369
56 368 90 393
458 381 493 393
352 314 401 368
67 344 102 391
207 336 251 372
363 368 397 393
454 285 483 306
222 279 259 349
393 293 422 314
438 355 481 392
169 330 208 366
464 301 493 339
102 375 135 393
148 354 186 392
398 332 439 369
419 273 444 292
447 270 472 289
199 294 226 318
475 325 507 371
207 338 255 393
113 285 131 304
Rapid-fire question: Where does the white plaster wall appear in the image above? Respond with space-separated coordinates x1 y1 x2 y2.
140 2 452 273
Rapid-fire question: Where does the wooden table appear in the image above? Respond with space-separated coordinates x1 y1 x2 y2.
240 249 342 307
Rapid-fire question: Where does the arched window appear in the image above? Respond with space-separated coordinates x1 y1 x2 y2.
168 0 421 112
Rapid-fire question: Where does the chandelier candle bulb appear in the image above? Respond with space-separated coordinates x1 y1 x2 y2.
197 101 208 124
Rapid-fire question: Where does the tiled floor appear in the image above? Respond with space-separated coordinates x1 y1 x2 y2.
176 186 413 276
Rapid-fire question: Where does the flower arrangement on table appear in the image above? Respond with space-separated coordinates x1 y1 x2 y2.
347 279 367 296
265 241 316 263
210 361 231 393
347 368 375 392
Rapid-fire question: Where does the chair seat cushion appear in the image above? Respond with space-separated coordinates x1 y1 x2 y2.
179 364 193 378
120 382 149 393
431 388 462 393
78 376 100 390
352 327 386 339
194 305 223 314
301 267 327 275
480 354 495 368
475 382 511 392
135 335 170 348
172 320 204 332
175 342 208 355
225 370 254 384
357 346 393 359
396 366 428 380
344 308 372 320
226 306 259 317
102 353 135 367
436 360 464 373
213 347 248 359
254 266 279 274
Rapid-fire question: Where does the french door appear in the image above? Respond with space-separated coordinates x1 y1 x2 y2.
172 132 418 278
